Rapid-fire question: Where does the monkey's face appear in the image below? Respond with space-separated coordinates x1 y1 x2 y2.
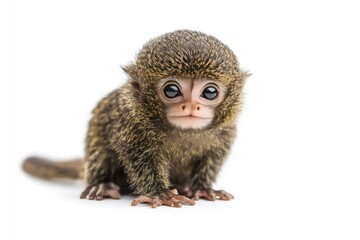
156 78 227 129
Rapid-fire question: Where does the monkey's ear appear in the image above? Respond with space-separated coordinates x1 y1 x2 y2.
245 71 252 78
242 71 253 80
121 64 139 79
121 64 141 92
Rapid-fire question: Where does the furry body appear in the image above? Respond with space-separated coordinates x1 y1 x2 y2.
84 83 237 195
23 30 247 206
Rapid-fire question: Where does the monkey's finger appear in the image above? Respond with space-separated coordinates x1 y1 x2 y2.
163 190 192 206
174 195 195 206
214 190 234 200
193 190 216 201
80 185 93 199
161 197 182 208
95 184 106 200
173 202 182 208
205 190 216 201
151 197 161 208
162 191 174 200
168 201 182 208
131 196 153 206
131 200 138 206
204 190 216 201
88 186 99 200
192 191 200 201
80 191 89 199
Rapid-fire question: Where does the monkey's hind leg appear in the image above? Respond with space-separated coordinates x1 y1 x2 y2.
183 150 235 201
81 143 121 200
80 182 121 200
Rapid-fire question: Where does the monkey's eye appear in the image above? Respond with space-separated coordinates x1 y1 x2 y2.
201 86 218 100
164 84 181 98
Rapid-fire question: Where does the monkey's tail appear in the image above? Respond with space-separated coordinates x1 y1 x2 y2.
22 156 83 180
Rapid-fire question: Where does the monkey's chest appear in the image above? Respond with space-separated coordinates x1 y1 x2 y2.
165 132 214 185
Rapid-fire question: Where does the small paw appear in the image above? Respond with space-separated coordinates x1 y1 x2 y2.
193 189 234 201
80 182 121 200
131 189 195 208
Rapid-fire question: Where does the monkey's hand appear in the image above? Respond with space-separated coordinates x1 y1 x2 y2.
131 189 195 208
178 186 234 201
80 182 121 200
192 189 234 201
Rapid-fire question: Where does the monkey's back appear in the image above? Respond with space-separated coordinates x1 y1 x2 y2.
82 83 136 189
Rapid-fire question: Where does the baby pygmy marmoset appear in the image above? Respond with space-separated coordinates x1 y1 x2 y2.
23 29 248 208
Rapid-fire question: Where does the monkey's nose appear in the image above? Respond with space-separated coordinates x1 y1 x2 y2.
194 105 200 111
181 103 200 111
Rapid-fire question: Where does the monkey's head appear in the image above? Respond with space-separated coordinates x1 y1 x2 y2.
123 30 248 131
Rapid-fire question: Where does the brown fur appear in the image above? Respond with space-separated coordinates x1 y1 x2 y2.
23 30 248 197
22 157 82 179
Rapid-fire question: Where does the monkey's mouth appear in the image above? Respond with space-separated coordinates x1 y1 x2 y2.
167 115 212 129
168 114 212 121
168 115 212 120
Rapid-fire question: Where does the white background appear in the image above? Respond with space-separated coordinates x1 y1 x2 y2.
1 0 359 239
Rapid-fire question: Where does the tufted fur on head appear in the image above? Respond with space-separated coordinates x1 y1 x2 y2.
123 30 249 130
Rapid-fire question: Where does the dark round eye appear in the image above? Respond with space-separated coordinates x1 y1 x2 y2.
201 86 218 100
164 84 181 98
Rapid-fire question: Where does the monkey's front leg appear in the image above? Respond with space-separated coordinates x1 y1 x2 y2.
125 148 195 208
184 153 234 201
